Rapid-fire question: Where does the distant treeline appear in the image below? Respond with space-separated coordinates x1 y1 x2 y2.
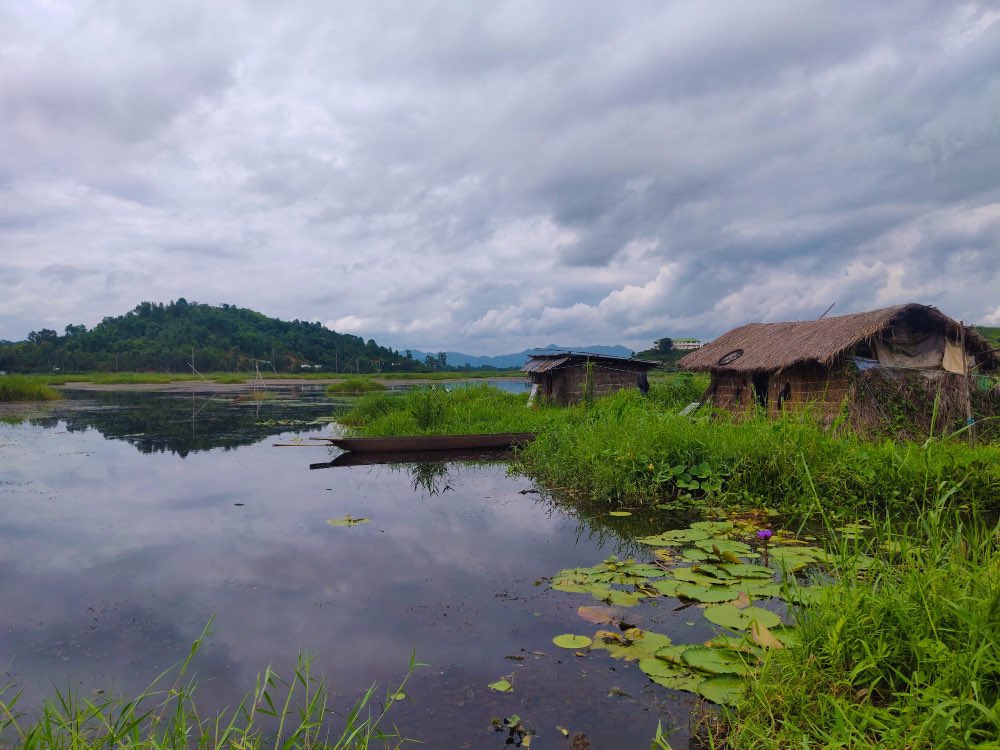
0 299 459 374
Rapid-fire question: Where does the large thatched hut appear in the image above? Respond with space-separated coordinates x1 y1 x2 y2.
522 352 660 405
680 304 998 434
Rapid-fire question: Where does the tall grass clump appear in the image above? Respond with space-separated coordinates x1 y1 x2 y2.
0 375 61 402
722 502 1000 749
0 626 417 750
518 389 1000 515
326 378 389 395
341 384 556 436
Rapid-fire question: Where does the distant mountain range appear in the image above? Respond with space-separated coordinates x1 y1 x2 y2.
408 344 635 369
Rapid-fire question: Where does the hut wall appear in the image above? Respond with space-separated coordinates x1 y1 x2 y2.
766 364 850 418
711 374 751 411
535 363 649 405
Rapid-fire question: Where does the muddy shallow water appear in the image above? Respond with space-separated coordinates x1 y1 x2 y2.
0 388 707 748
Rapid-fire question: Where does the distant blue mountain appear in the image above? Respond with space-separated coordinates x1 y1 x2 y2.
408 344 635 369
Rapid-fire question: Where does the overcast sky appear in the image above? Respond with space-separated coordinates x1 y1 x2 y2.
2 1 999 353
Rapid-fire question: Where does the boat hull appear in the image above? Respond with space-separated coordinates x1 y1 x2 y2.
322 433 535 453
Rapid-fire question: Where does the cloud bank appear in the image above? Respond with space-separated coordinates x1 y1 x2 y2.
2 1 998 352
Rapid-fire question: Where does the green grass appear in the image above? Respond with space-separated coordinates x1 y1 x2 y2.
341 376 1000 516
720 501 1000 749
326 378 389 395
0 375 62 402
0 625 417 750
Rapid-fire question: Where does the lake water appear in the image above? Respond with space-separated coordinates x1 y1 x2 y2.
0 386 707 748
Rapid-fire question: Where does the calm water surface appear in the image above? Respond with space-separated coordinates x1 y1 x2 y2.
0 387 705 748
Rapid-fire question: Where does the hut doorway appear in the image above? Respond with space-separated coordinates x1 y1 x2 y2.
752 373 769 409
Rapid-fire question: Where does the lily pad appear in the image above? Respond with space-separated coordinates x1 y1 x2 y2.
591 628 672 661
638 658 703 691
681 646 753 676
553 634 592 649
675 583 743 603
694 539 754 556
717 563 774 579
592 588 644 607
650 579 682 597
608 511 632 517
689 520 735 534
681 548 712 562
638 528 711 546
577 605 624 625
697 674 746 706
704 604 782 631
327 515 371 527
488 679 513 692
673 568 740 587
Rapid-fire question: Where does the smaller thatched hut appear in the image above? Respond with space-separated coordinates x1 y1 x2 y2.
680 304 998 434
522 352 660 405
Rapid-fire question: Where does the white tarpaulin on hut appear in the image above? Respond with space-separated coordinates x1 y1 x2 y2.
873 326 944 369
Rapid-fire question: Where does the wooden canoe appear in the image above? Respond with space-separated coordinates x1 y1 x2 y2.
319 432 536 453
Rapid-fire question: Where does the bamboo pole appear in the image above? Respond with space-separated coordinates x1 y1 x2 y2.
960 322 976 445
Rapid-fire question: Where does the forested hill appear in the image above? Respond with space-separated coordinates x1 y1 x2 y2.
0 299 424 374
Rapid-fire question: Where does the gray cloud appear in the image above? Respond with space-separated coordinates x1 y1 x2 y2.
1 1 998 351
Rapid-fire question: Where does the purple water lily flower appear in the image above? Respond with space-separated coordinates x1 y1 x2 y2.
756 529 773 541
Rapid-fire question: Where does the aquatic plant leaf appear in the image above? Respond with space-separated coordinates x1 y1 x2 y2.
608 511 632 517
689 520 735 534
553 634 592 649
637 528 711 546
740 581 782 598
638 658 704 691
591 628 672 661
673 568 740 587
717 563 774 579
750 620 784 650
703 636 762 657
327 515 371 527
592 589 643 607
675 583 743 603
692 564 737 580
389 690 407 700
577 605 624 625
488 679 513 692
682 548 712 561
704 604 782 631
681 646 753 676
694 539 753 556
653 644 691 665
782 584 830 605
650 579 682 597
697 675 746 706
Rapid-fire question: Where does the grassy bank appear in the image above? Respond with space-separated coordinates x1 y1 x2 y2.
718 504 999 749
0 629 415 750
0 375 61 402
327 378 389 395
343 379 1000 515
13 370 521 386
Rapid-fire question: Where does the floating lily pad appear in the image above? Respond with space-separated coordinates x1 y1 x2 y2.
749 620 784 650
389 690 407 700
553 634 592 649
488 679 513 692
327 515 370 527
704 604 782 631
681 646 753 676
638 528 711 546
697 674 746 706
608 511 632 517
717 563 774 579
782 584 830 605
650 579 682 597
675 583 743 603
591 628 672 661
638 658 703 691
592 588 644 607
692 564 737 580
694 539 753 556
682 548 712 562
689 520 735 534
577 605 624 625
673 568 740 587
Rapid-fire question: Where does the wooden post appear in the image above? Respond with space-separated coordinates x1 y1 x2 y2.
960 322 976 445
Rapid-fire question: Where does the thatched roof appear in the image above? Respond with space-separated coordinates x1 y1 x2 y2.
680 304 996 373
522 352 660 374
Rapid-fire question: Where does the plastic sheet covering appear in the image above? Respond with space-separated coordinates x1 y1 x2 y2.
873 326 944 369
942 338 967 374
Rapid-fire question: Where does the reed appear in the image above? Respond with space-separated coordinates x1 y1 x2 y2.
326 378 388 395
0 375 61 402
0 625 417 750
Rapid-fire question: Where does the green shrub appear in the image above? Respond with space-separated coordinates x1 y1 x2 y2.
0 375 61 402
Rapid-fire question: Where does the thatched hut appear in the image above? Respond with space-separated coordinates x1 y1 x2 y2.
522 352 660 406
680 304 998 434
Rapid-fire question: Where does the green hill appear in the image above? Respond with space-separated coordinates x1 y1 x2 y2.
0 299 424 374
